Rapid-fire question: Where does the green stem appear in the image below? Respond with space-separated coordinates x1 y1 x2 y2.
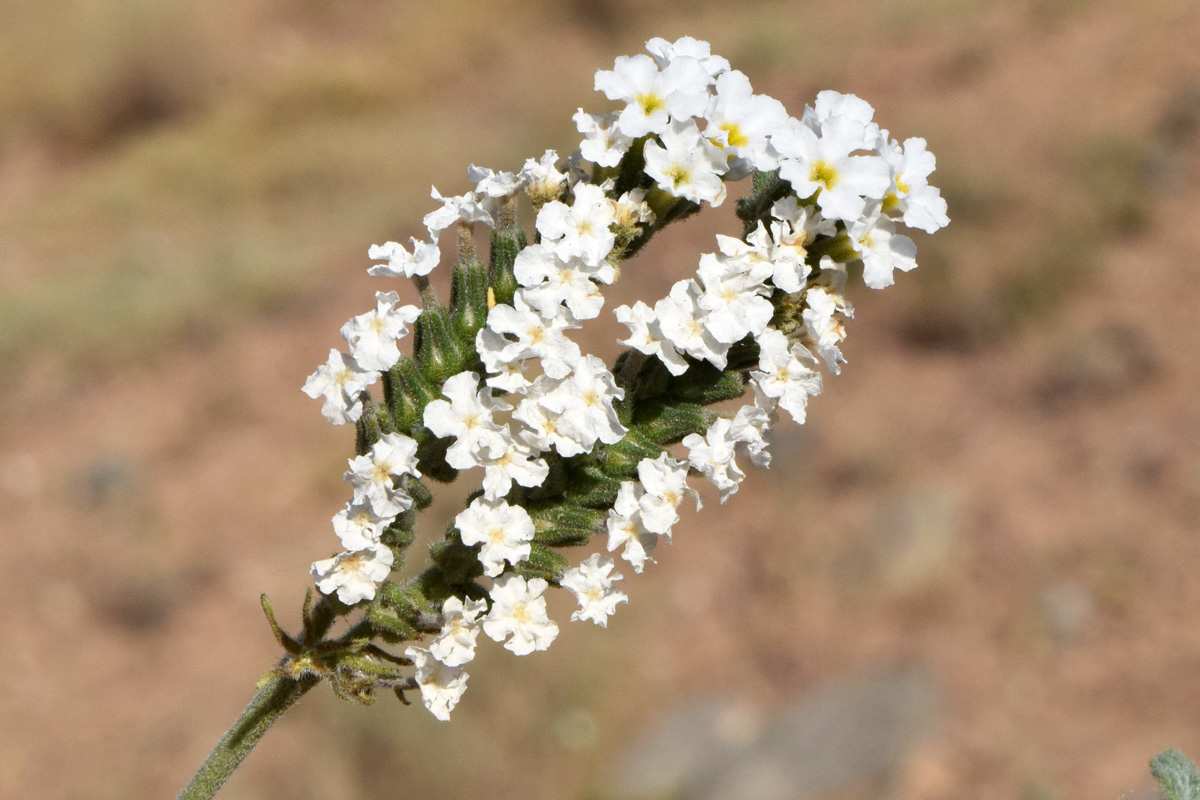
177 673 319 800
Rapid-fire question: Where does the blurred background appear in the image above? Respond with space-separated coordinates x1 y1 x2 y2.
2 0 1200 798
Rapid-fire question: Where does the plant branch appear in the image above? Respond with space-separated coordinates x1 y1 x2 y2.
176 673 319 800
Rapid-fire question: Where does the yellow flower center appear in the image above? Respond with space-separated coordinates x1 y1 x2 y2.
637 93 666 116
810 160 839 189
718 121 749 149
665 164 692 189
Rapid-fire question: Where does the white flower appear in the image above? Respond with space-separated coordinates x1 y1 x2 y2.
606 481 658 572
467 163 522 199
339 291 422 372
331 498 391 552
311 543 394 605
637 452 698 536
423 371 510 470
750 328 822 424
655 279 730 369
513 244 607 322
848 205 919 290
478 436 549 501
512 375 581 456
683 417 745 502
455 497 535 577
561 553 628 627
614 188 655 230
536 183 618 267
520 150 567 205
594 53 711 138
574 109 633 168
644 36 730 78
643 118 729 206
367 237 440 279
483 574 559 655
483 292 582 380
764 199 837 293
344 432 422 517
774 115 891 223
475 327 531 393
429 596 488 667
405 645 468 721
539 355 627 455
615 300 689 376
301 349 380 425
730 404 773 468
423 186 495 234
801 283 850 374
704 69 788 175
804 90 881 146
694 250 774 345
878 134 950 234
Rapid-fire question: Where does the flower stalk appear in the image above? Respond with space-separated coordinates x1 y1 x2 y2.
176 675 318 800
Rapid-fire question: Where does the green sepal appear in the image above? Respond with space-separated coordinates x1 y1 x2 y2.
596 429 663 479
450 259 490 345
404 477 434 511
414 432 458 484
392 357 437 430
336 652 409 682
1150 749 1200 800
411 565 485 610
428 535 485 586
662 361 748 406
613 134 652 198
531 527 595 548
806 230 857 265
528 504 605 547
613 350 670 416
562 460 624 508
303 593 339 645
415 305 466 385
260 594 301 654
384 516 416 549
384 363 419 432
523 451 568 501
631 401 709 446
328 676 375 705
354 395 384 456
736 169 791 237
512 543 569 582
488 226 525 307
376 580 437 625
365 604 419 642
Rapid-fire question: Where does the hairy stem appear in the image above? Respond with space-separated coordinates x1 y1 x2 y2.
177 673 319 800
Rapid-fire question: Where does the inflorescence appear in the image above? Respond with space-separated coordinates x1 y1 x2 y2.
290 35 948 721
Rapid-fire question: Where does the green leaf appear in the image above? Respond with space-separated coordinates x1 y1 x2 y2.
1151 749 1200 800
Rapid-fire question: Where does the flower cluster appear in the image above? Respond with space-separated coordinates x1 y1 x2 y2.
296 35 947 721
